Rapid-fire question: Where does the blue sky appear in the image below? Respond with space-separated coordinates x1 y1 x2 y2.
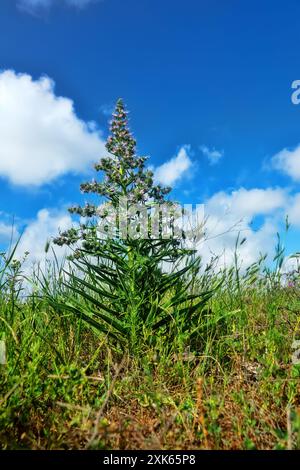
1 0 300 269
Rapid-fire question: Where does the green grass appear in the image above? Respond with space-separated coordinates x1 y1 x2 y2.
1 243 300 450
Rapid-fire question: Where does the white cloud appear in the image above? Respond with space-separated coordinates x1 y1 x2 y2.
200 145 224 165
1 186 299 275
0 208 72 281
271 145 300 182
0 223 14 245
17 0 97 14
16 208 72 267
0 212 20 245
206 187 287 220
8 197 272 275
281 255 300 277
0 208 78 283
0 70 107 186
197 187 288 269
154 145 193 186
287 193 300 228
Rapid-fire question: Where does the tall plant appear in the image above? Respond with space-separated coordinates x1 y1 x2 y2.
51 100 215 352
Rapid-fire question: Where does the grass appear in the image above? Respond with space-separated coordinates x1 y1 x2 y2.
1 242 300 450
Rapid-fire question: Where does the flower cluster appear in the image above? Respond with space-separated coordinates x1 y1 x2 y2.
54 99 172 247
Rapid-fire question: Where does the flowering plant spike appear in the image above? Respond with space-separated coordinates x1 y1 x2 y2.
54 99 172 247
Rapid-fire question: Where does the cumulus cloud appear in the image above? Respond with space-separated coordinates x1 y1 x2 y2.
197 187 289 269
15 208 73 267
287 193 300 228
1 185 299 274
0 222 14 245
206 188 287 220
0 212 20 246
200 145 224 165
271 145 300 182
0 208 76 281
281 255 300 277
17 0 98 14
0 70 106 186
154 145 193 186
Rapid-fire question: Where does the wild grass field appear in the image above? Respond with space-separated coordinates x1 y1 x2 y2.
1 246 300 450
1 101 300 450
